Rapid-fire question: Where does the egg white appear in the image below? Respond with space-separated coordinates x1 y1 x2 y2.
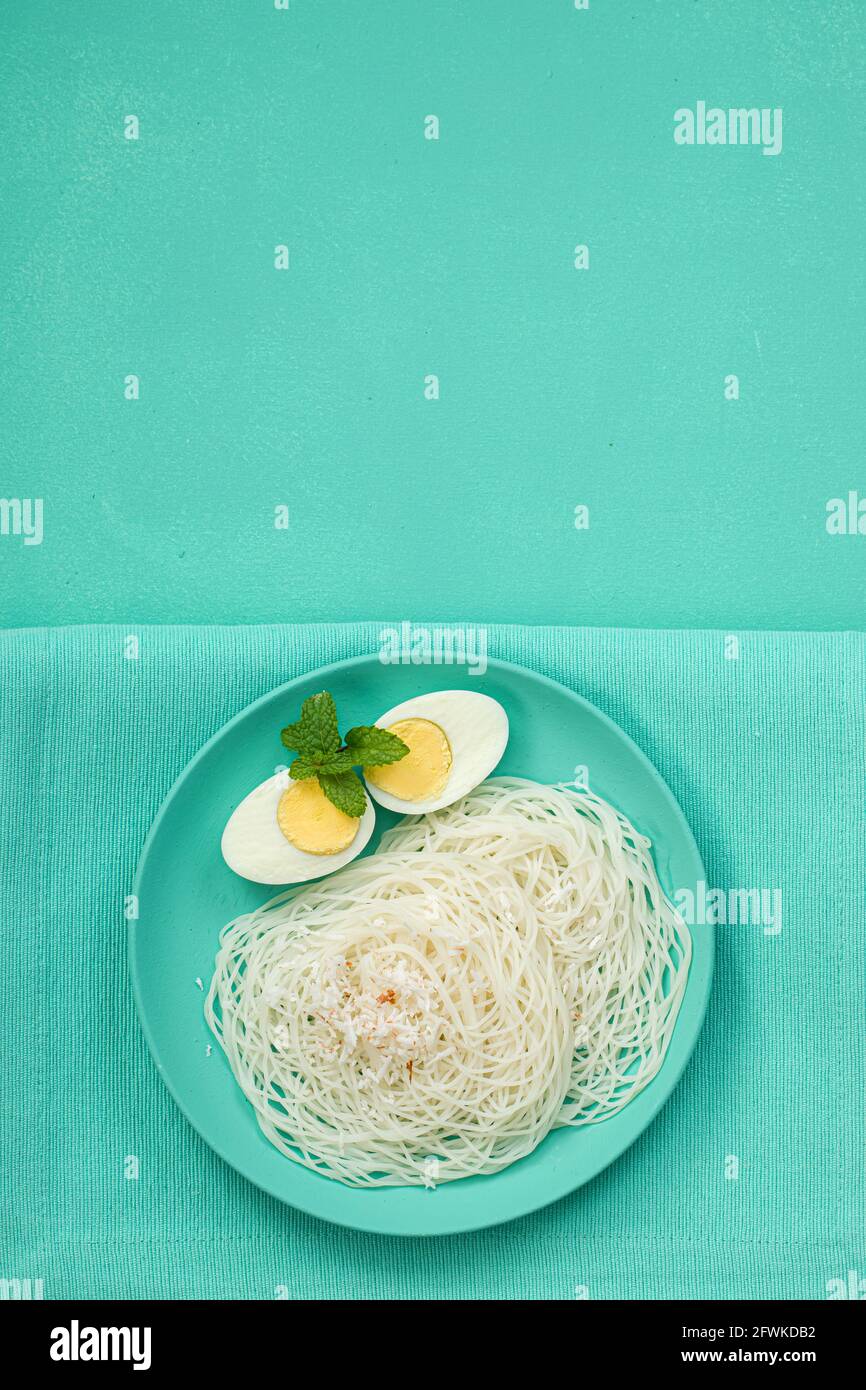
221 773 376 885
363 690 509 815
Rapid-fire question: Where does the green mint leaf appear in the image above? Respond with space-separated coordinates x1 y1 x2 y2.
314 749 357 776
345 724 410 767
288 757 319 781
301 692 341 756
280 720 317 757
318 770 367 818
279 691 341 759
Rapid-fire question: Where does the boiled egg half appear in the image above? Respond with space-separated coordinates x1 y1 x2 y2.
363 690 508 814
222 772 375 885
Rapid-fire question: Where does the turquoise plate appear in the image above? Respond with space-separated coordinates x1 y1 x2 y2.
130 655 713 1236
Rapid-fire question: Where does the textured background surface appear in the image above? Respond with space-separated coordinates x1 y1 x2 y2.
2 623 863 1299
2 0 866 630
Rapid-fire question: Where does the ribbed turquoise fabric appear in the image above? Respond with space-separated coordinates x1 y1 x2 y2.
2 625 863 1300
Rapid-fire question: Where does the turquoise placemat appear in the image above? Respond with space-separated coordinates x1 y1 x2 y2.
2 623 863 1300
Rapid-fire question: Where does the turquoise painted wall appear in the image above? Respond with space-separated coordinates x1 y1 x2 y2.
2 1 864 629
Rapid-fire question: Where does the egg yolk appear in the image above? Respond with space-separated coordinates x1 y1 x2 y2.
365 718 453 802
276 779 360 855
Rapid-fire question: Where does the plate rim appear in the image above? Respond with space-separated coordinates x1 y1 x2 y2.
129 652 714 1236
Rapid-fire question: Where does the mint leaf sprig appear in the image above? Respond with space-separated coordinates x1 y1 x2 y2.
280 692 408 818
